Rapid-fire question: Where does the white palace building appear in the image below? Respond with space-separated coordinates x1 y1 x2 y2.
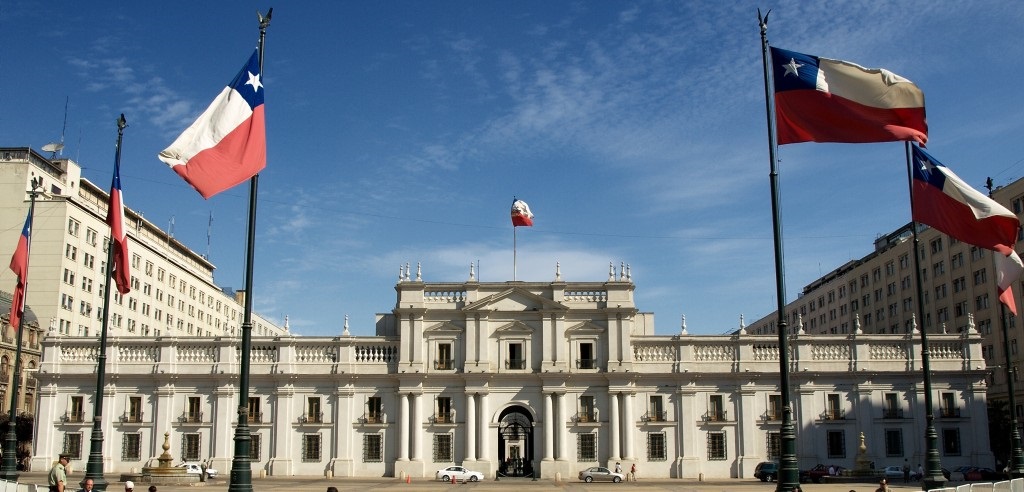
31 265 992 480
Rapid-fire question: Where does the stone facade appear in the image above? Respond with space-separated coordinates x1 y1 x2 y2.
31 273 992 479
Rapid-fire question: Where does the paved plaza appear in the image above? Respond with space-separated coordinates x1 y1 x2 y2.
16 471 942 491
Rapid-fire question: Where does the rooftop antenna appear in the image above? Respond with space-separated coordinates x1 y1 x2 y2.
206 211 213 259
41 97 70 158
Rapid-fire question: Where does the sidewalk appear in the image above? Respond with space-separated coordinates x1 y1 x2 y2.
18 471 940 491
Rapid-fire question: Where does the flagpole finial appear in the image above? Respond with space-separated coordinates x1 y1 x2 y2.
117 114 127 131
258 8 273 30
757 8 770 34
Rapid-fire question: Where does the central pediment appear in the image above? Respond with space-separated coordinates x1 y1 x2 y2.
462 287 568 313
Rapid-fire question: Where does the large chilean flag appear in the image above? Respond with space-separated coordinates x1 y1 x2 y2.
771 46 927 145
912 145 1019 254
159 50 266 199
8 211 31 330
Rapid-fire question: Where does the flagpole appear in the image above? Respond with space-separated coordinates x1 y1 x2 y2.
81 114 128 491
904 141 946 490
0 176 41 482
513 225 518 281
986 178 1024 478
229 8 271 492
758 10 799 491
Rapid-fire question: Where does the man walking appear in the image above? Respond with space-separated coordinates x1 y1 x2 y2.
630 463 637 481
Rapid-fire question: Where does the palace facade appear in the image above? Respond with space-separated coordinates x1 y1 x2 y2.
32 269 992 479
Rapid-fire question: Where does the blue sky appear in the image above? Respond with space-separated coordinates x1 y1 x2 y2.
2 1 1024 336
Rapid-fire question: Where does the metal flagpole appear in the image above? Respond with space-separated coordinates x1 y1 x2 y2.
82 114 128 491
0 176 41 482
904 142 946 490
229 8 271 492
757 10 799 491
514 225 518 281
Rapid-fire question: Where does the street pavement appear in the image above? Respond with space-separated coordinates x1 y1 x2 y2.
16 471 948 491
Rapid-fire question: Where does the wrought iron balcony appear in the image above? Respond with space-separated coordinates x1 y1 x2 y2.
574 411 597 423
61 411 86 423
434 359 454 370
702 410 728 422
119 412 144 423
761 410 782 422
506 359 526 370
362 412 385 424
820 408 846 420
298 412 323 424
576 358 598 370
939 406 961 418
178 411 203 423
641 411 667 422
247 412 263 424
432 411 454 424
882 408 904 419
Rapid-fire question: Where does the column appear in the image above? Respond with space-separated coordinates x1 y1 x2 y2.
479 393 490 461
398 393 409 461
466 393 477 460
543 393 554 461
412 393 423 461
556 392 567 460
623 392 634 460
609 392 621 461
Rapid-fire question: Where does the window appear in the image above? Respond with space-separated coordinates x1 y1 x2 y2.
707 395 726 421
952 252 964 269
579 396 596 423
767 394 782 421
63 432 83 459
971 247 985 261
884 429 903 457
976 294 990 310
883 393 901 419
934 284 947 300
940 392 959 417
436 343 453 370
707 431 727 460
436 397 452 423
974 268 988 285
647 432 667 461
825 394 843 420
69 396 85 422
577 433 597 461
249 433 261 461
127 396 143 423
85 228 98 246
507 343 524 370
181 433 201 461
367 396 383 423
579 342 595 369
186 396 202 422
248 397 261 423
953 277 966 292
930 238 943 254
68 218 80 236
302 434 321 462
65 244 77 261
942 428 961 456
827 430 846 458
766 431 781 459
305 396 322 423
122 433 142 461
363 434 383 462
433 433 453 462
647 395 665 422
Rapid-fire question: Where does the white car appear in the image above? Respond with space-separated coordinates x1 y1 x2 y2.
883 465 904 479
181 463 219 479
435 465 483 482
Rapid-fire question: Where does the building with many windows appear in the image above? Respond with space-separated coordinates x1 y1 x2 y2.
0 291 43 417
0 147 286 341
745 175 1024 421
32 267 991 479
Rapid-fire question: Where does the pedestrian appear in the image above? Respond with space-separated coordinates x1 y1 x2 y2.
148 486 157 492
902 461 910 483
48 453 70 492
79 478 94 492
875 478 890 492
614 462 621 474
916 463 923 480
327 488 339 492
124 480 134 492
630 463 637 481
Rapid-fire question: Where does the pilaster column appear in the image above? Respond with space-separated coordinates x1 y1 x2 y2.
556 392 567 460
609 392 620 461
543 393 554 461
466 393 477 460
412 393 423 461
623 392 634 459
398 393 409 461
479 393 490 461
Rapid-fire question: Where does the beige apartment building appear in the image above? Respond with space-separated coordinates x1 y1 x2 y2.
0 292 43 416
0 147 286 342
746 175 1024 414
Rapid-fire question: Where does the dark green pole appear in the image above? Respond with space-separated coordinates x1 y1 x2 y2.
228 9 271 492
82 114 128 491
757 10 799 491
0 176 42 482
904 142 945 490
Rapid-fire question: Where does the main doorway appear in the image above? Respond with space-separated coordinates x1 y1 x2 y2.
497 406 534 478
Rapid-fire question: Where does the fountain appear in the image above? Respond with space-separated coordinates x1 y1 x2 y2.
121 432 201 485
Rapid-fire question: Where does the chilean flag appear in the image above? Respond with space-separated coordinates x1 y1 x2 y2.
511 199 534 227
771 47 927 145
108 159 131 294
159 50 266 199
912 145 1023 313
8 211 31 330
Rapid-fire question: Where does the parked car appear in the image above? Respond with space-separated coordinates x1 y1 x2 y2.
799 464 843 483
435 466 483 482
964 467 1002 481
578 466 624 483
754 461 778 482
883 466 905 479
181 462 218 479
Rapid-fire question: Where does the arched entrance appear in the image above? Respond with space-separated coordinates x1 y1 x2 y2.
497 406 534 478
